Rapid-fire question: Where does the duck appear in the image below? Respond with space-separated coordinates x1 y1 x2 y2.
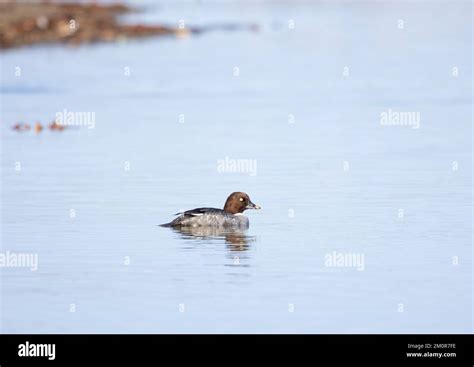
160 192 261 228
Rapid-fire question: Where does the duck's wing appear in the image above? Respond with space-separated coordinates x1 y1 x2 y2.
160 207 225 227
174 207 225 216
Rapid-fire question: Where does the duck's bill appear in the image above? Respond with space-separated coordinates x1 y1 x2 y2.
246 201 262 210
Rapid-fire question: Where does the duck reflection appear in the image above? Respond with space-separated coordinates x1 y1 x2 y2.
171 226 256 252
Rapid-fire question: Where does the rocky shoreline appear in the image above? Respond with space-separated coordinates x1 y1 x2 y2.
0 1 186 50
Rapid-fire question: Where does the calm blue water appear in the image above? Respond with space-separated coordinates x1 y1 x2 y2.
0 1 472 333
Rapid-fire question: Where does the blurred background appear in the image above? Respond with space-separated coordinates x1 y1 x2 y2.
0 0 472 333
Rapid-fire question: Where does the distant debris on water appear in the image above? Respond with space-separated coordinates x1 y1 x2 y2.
0 1 260 50
11 121 69 133
49 121 66 131
34 122 43 133
12 123 31 132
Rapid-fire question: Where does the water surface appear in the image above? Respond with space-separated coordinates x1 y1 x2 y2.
0 1 472 333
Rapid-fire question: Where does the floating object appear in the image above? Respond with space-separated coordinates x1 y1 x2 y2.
12 123 30 131
34 122 43 133
49 121 65 131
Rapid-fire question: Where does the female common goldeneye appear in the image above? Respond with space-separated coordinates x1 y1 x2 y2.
160 192 261 228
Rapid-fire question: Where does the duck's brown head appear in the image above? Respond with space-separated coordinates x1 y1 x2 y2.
223 192 261 214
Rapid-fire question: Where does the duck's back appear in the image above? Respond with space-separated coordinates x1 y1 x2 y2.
160 207 249 228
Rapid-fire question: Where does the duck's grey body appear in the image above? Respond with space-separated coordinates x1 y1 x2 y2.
160 208 249 228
